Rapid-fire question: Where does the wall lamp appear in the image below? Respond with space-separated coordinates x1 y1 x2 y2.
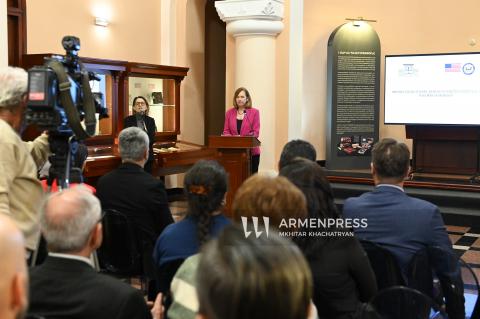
94 17 109 27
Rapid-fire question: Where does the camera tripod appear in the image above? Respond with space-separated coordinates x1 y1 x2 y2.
45 133 84 191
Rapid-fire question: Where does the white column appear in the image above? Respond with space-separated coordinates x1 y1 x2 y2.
0 0 8 66
160 0 176 65
288 0 303 140
215 0 284 174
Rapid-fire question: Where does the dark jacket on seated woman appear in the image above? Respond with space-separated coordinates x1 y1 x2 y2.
280 157 377 319
153 214 230 267
300 231 377 319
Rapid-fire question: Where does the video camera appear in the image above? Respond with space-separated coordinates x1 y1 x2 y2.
26 35 108 138
25 36 108 189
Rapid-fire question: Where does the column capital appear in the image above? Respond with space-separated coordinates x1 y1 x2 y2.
215 0 284 37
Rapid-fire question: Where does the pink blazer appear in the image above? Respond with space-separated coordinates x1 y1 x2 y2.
222 107 260 156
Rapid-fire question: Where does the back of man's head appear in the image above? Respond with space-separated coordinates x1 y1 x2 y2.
118 127 149 162
0 215 28 319
372 138 410 183
0 67 28 111
40 186 102 254
279 139 317 170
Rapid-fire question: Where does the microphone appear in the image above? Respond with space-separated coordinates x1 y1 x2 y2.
135 113 147 132
243 110 255 136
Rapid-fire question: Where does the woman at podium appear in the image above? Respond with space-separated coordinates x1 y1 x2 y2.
222 87 260 173
124 96 157 173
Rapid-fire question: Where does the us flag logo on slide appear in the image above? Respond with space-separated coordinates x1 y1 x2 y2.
445 63 461 72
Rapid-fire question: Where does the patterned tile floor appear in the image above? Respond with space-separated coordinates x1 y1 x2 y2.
448 225 480 284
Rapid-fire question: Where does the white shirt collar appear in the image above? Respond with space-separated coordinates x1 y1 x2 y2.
376 184 404 192
48 252 94 268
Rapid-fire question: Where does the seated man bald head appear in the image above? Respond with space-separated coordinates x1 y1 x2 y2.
28 186 150 319
0 215 28 319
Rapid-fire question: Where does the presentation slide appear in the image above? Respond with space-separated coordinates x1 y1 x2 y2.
384 53 480 125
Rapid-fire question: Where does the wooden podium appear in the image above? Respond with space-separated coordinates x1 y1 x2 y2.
406 125 480 176
209 136 261 216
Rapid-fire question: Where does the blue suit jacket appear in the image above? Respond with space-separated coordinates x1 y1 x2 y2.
343 185 452 274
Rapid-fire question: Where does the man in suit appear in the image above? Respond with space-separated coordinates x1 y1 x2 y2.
343 137 464 318
96 126 173 250
343 138 453 273
28 186 150 318
96 127 173 298
0 215 28 319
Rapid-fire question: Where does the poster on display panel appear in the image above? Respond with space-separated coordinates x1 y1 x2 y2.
325 22 380 170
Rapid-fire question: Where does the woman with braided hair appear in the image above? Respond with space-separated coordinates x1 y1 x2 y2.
153 160 231 295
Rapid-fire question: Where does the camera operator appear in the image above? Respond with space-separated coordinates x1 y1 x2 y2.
0 66 50 256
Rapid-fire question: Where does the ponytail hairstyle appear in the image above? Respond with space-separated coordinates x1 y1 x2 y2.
184 160 228 246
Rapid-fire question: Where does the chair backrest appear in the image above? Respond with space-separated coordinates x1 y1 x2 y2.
156 258 187 294
459 258 480 319
97 209 143 276
408 246 466 319
360 240 405 290
407 248 435 299
370 285 447 319
156 258 187 317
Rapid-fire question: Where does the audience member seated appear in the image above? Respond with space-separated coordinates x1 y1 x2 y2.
280 157 377 319
0 215 29 319
196 225 315 319
342 138 455 275
343 138 464 318
278 139 317 170
28 186 151 319
153 160 230 294
96 126 173 296
232 174 307 226
165 174 307 319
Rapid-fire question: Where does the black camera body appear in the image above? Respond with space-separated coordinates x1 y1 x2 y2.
25 36 108 189
26 35 108 138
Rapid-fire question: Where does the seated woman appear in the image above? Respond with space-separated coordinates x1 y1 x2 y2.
153 160 230 294
279 157 377 319
165 174 307 319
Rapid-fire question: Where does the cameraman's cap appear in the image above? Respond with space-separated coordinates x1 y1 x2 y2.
0 66 28 108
